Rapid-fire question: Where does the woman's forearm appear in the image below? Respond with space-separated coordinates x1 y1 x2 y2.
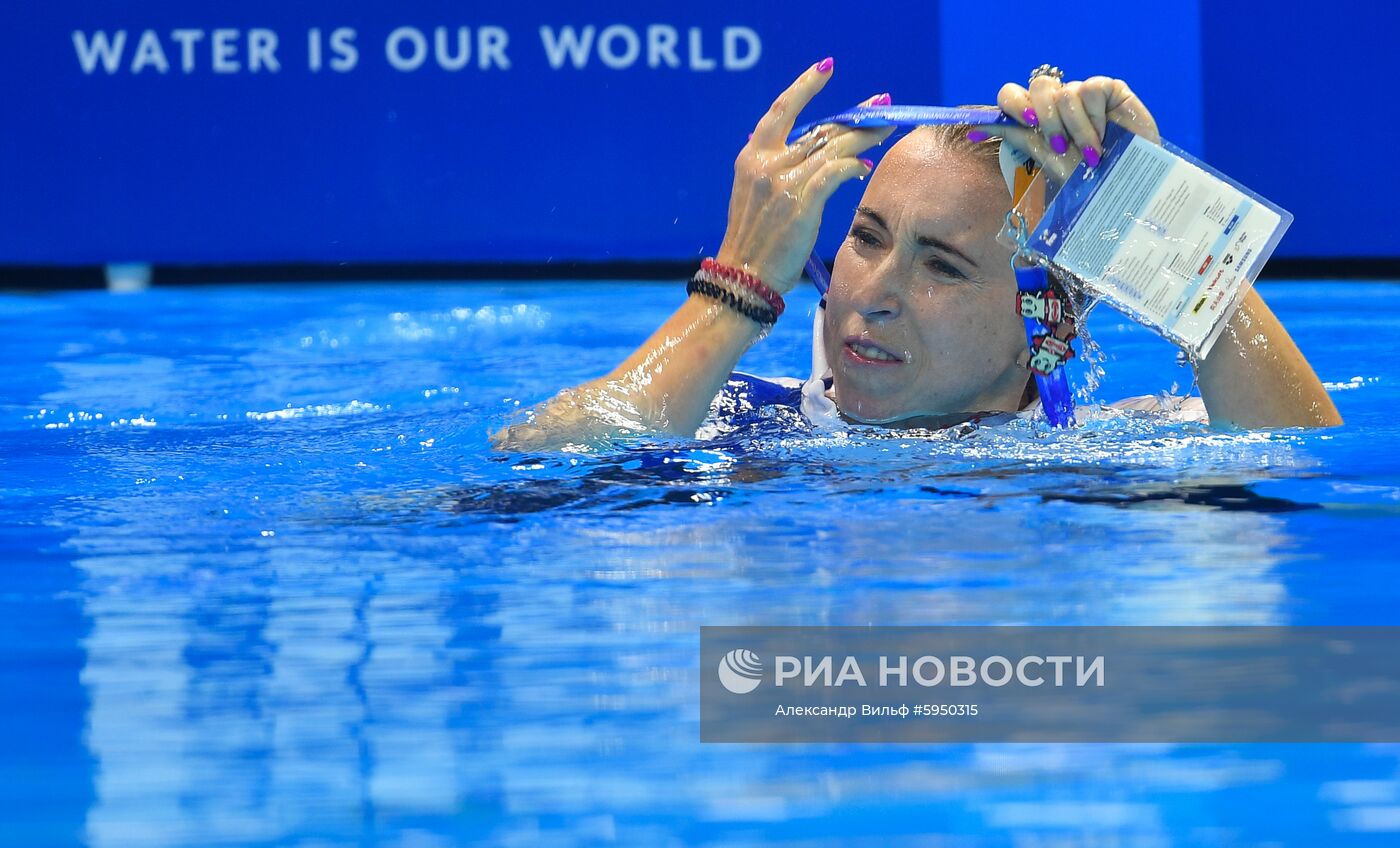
490 60 889 451
595 292 765 432
490 293 762 450
1195 288 1342 429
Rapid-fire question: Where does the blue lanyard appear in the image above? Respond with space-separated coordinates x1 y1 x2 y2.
788 105 1013 143
1015 263 1076 428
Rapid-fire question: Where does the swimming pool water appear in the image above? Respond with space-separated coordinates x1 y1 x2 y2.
2 280 1400 846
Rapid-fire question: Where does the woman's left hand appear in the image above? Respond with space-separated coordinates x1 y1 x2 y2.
987 75 1159 182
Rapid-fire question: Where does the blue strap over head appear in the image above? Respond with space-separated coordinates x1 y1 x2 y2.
788 105 1013 143
794 103 1075 428
795 105 1014 295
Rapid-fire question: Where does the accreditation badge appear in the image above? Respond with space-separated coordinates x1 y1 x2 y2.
1002 125 1292 359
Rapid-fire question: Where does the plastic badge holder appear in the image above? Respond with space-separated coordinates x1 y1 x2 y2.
1003 123 1293 360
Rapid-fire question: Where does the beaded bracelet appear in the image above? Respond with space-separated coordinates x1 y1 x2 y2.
699 257 785 319
687 276 779 327
693 271 772 321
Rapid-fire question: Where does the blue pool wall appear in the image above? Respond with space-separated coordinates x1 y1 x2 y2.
0 0 1389 267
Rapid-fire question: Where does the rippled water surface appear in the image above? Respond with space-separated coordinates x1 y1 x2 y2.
3 281 1400 846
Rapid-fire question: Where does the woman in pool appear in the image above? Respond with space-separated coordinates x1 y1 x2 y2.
492 60 1340 449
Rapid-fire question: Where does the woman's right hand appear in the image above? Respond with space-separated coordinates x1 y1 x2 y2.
715 59 895 295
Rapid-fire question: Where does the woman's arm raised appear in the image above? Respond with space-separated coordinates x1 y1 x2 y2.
992 74 1341 429
491 60 893 450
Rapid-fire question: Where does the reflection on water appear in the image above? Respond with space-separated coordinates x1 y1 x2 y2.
3 282 1399 844
1045 481 1320 512
64 427 1307 844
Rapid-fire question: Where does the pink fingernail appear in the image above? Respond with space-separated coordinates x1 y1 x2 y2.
966 129 989 142
747 132 753 141
1083 146 1101 168
1050 135 1068 155
860 158 874 169
872 92 892 106
1022 107 1039 127
817 57 834 73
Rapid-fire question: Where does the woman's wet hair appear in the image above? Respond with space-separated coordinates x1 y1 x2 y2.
907 107 1006 168
911 112 1074 410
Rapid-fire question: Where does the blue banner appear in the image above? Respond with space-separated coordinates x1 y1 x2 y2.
0 2 939 265
0 2 1389 266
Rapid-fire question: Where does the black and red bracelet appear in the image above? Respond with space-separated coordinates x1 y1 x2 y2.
686 276 779 327
699 257 785 319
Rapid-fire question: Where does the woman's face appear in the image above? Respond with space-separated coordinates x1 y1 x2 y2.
824 131 1031 423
